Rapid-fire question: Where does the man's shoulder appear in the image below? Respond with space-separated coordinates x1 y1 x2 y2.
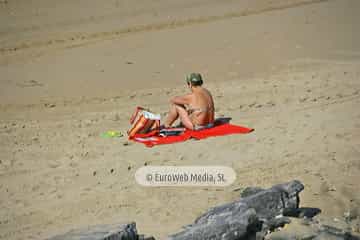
202 87 212 96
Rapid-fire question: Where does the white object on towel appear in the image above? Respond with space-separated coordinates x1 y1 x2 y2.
143 111 161 120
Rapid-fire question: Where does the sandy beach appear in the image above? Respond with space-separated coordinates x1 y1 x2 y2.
1 0 360 239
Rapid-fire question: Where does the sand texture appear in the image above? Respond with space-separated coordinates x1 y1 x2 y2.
0 0 360 239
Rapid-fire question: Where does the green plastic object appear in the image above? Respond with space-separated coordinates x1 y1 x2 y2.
101 131 123 138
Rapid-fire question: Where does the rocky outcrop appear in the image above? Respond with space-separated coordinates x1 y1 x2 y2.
168 180 304 240
265 217 360 240
47 180 360 240
47 222 154 240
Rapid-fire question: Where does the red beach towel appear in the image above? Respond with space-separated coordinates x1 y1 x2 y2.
130 123 254 147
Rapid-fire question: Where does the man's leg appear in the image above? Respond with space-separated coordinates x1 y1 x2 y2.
164 104 194 129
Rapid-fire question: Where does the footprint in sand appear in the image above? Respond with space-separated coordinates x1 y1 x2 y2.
16 80 44 88
15 199 26 207
248 102 257 108
44 103 56 108
320 181 337 194
266 101 276 107
48 161 61 168
336 93 344 98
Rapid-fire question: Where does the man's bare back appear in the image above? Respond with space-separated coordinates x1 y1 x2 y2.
164 73 215 130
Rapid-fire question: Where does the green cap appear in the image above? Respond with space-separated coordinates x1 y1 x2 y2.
186 73 203 86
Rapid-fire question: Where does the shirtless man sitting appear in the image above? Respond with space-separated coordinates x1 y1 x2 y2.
164 73 215 130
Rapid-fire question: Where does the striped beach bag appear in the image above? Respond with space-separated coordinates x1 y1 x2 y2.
127 106 161 139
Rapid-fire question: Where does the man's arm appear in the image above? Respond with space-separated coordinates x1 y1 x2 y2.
170 94 192 106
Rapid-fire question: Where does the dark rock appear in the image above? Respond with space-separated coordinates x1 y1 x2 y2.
241 187 264 198
169 207 260 240
312 231 359 240
267 217 360 240
267 231 317 240
266 218 317 240
169 180 304 240
47 181 360 240
266 217 291 231
47 222 145 240
283 207 321 219
242 180 304 222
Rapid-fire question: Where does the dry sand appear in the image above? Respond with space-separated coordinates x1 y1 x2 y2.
0 0 360 239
